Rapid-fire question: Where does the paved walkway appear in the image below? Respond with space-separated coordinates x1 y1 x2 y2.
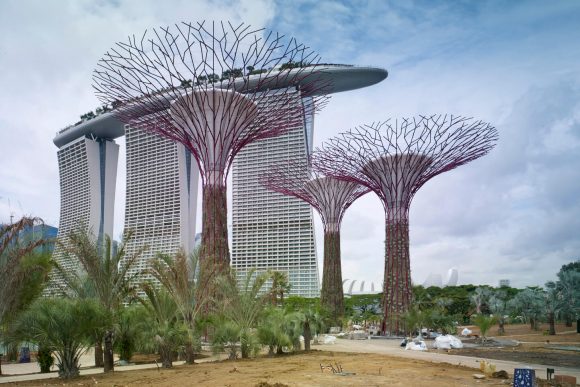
1 339 578 384
319 338 580 381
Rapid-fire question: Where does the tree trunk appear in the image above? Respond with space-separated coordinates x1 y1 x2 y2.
498 319 505 335
103 330 114 372
59 347 80 379
565 314 572 327
160 348 172 368
548 312 556 335
320 230 344 324
94 340 104 368
382 216 412 336
184 342 195 364
304 322 312 351
199 184 230 305
530 319 535 330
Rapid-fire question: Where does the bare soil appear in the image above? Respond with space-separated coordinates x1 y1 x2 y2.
3 350 515 386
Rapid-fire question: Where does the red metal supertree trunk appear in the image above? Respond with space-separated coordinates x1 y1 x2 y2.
313 115 498 335
260 158 369 322
92 21 330 293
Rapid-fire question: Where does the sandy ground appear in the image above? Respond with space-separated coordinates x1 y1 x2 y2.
0 323 578 386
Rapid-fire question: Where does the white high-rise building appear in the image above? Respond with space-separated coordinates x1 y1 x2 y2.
231 90 320 297
123 126 199 282
51 133 119 285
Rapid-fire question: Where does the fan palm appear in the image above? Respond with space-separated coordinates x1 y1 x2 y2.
214 269 271 358
139 283 188 368
148 248 208 364
8 297 106 379
55 228 146 372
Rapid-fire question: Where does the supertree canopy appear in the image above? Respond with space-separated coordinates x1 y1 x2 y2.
313 115 498 334
92 21 330 289
260 158 369 320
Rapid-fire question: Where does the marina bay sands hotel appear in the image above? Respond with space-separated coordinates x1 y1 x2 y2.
52 65 387 297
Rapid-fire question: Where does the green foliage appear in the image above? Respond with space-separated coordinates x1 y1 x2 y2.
257 307 292 355
37 345 54 373
509 287 544 330
138 284 188 368
344 293 381 324
213 269 272 359
402 306 426 337
148 248 206 364
8 298 106 379
472 314 497 343
114 305 146 362
284 296 320 312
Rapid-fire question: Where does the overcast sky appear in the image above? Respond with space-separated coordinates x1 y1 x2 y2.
1 0 579 289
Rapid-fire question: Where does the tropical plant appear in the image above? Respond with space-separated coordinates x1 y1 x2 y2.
55 228 146 372
257 307 292 355
37 345 54 373
213 269 271 359
8 297 106 379
488 290 511 335
294 307 325 351
138 283 188 368
470 287 492 314
402 306 426 338
472 314 497 344
0 217 52 374
510 287 544 330
556 264 580 327
268 270 290 306
148 248 208 364
114 305 146 363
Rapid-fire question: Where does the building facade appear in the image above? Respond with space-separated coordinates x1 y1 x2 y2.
51 135 119 283
231 90 320 297
123 126 199 282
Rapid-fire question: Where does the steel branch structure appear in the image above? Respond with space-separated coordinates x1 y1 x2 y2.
260 158 369 320
92 21 330 290
313 115 498 334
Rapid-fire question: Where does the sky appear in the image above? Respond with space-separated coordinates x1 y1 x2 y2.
1 0 579 289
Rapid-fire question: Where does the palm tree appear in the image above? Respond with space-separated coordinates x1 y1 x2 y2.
268 270 290 306
556 270 580 327
148 248 208 364
488 290 510 335
114 305 146 363
257 307 292 355
56 228 146 372
402 306 426 338
472 314 497 344
295 307 325 351
1 217 52 373
138 283 188 368
510 287 544 330
8 297 106 379
213 269 271 358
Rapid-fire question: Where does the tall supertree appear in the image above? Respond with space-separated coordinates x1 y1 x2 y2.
313 115 498 334
92 21 329 290
260 158 369 321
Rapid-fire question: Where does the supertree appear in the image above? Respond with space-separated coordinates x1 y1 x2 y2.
260 158 369 321
92 21 329 291
313 115 498 334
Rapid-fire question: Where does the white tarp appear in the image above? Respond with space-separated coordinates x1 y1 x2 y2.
433 334 463 349
405 340 427 351
461 328 472 336
322 335 337 344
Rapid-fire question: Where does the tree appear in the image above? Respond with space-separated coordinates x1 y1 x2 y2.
114 305 146 363
402 306 427 338
56 228 146 372
257 307 292 356
148 248 209 364
0 217 52 374
510 287 544 330
138 283 188 368
544 281 561 335
213 269 271 358
268 270 290 306
472 315 497 344
488 290 510 335
8 298 105 379
556 262 580 327
294 307 325 351
470 287 492 314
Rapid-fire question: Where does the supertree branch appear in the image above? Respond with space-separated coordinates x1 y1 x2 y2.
92 20 331 292
312 115 498 335
260 158 369 321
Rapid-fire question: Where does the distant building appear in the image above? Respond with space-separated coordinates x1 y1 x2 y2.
422 268 459 287
499 279 510 287
342 279 381 296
